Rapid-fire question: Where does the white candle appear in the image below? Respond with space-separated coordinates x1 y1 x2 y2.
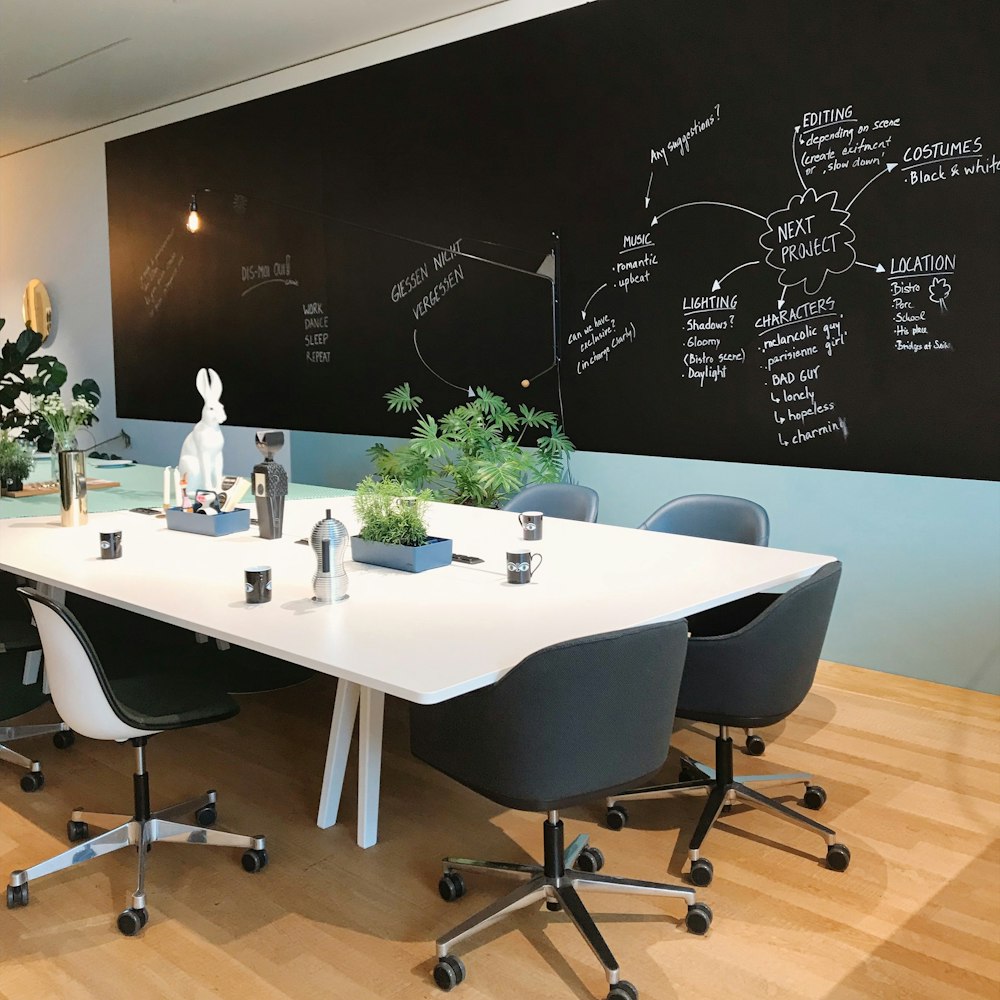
163 466 171 507
173 468 181 509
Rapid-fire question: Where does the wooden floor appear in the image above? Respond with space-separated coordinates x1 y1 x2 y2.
1 661 997 1000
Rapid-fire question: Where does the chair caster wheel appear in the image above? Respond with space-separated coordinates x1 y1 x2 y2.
67 819 90 842
433 954 466 991
241 848 268 873
606 805 629 831
576 846 605 873
195 805 217 826
608 980 639 1000
438 871 466 902
546 899 562 911
826 843 851 872
689 858 714 887
744 733 766 756
803 785 827 810
685 901 713 935
19 771 43 793
7 882 29 908
117 906 148 936
53 730 75 750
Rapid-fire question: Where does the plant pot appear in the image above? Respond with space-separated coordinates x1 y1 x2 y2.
350 535 453 573
1 474 24 496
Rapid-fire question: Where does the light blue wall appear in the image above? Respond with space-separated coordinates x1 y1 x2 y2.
293 431 1000 695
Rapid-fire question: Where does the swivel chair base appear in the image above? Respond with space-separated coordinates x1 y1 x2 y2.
0 722 74 792
431 811 712 999
606 727 850 885
7 738 267 934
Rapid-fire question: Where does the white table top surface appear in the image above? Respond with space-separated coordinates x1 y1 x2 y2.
0 498 835 704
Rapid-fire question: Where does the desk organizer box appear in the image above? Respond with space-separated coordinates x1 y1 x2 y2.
165 507 251 536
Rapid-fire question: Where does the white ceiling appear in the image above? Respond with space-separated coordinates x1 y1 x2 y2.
0 0 497 157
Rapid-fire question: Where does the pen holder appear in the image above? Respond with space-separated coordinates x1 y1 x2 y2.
165 507 250 536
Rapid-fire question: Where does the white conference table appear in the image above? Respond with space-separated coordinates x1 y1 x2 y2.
0 497 835 848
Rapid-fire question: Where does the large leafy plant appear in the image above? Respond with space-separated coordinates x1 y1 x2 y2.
0 323 101 452
369 383 573 508
353 476 432 547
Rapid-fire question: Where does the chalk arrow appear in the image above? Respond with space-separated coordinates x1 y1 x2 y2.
412 328 469 393
644 171 653 209
856 261 886 273
846 162 898 212
581 282 608 318
777 284 788 309
652 201 766 227
792 126 806 191
713 260 760 291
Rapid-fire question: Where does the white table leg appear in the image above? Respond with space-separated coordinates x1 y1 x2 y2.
316 680 360 830
357 688 386 849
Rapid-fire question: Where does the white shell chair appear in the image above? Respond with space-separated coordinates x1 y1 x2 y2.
7 589 268 935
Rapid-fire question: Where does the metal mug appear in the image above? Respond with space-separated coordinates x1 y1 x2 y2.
518 510 543 541
245 565 273 604
506 550 543 585
99 530 122 559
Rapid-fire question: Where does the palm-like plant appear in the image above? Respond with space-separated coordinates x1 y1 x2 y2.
369 383 574 507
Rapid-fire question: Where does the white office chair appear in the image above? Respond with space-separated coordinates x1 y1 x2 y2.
1 572 73 790
7 589 268 935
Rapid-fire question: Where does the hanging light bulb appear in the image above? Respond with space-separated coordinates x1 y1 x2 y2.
185 194 201 233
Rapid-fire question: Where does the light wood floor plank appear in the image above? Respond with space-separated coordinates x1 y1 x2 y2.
1 660 997 999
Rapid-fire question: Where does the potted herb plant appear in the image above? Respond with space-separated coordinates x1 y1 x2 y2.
351 475 453 573
368 384 574 508
0 431 36 495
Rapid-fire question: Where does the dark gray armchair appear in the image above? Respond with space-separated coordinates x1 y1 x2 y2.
411 620 711 1000
502 482 599 522
607 562 850 886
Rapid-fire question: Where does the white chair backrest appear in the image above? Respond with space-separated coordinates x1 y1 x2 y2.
24 594 152 742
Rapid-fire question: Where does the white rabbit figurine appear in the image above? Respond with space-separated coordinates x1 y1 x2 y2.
178 368 227 494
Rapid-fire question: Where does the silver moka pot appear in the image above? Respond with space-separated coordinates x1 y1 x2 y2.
311 508 349 603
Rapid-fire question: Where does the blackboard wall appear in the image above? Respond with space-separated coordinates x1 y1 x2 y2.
106 0 1000 480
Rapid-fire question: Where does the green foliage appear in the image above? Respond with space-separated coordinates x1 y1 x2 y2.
353 476 432 547
368 383 574 508
0 324 102 452
0 430 35 483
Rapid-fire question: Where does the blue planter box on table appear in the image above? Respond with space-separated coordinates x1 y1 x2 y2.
350 535 452 573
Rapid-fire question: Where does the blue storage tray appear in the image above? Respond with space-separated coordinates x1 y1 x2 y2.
165 507 250 536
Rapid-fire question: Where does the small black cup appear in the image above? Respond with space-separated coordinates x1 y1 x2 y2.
518 510 543 541
506 550 543 585
245 565 272 604
99 530 122 560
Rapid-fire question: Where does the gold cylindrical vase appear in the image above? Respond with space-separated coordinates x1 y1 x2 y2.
57 449 88 527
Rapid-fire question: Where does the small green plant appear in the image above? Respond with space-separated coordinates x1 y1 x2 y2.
368 384 573 508
0 431 35 490
353 476 433 547
0 322 103 452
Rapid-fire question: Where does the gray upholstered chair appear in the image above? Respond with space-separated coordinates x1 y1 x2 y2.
638 493 769 545
607 562 849 886
7 589 268 935
410 620 711 1000
1 572 73 790
502 482 599 522
640 493 770 755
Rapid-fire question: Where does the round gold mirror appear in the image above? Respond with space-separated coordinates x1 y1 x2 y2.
22 279 53 340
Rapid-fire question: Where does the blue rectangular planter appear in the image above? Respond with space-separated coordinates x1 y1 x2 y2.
350 535 453 573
